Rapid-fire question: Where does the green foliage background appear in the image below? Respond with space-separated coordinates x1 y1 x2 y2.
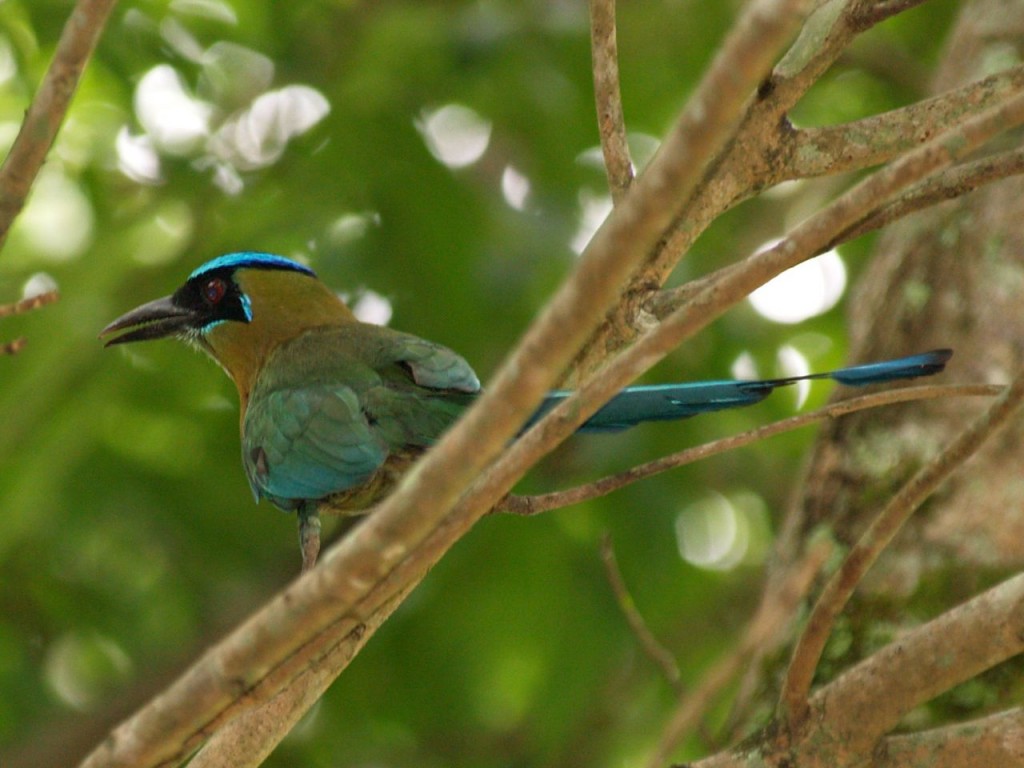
0 1 958 765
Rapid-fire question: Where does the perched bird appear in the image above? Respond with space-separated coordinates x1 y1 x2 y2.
101 252 952 570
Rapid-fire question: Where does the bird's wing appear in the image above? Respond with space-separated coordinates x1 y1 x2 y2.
242 383 387 508
376 333 481 393
241 326 481 508
356 331 480 449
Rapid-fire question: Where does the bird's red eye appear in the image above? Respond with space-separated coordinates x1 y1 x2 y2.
203 278 227 305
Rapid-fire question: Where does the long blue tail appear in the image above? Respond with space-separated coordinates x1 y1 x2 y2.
526 349 952 433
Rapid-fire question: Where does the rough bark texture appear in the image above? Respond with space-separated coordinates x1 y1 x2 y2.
789 0 1024 720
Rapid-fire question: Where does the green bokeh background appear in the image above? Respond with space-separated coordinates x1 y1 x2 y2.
0 1 959 765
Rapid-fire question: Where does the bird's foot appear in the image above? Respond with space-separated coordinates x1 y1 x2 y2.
298 508 321 572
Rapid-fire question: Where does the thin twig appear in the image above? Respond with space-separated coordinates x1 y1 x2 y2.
600 534 683 696
0 290 60 355
0 290 60 318
589 0 634 202
0 0 118 251
781 366 1024 731
645 538 832 768
498 385 999 517
854 0 934 28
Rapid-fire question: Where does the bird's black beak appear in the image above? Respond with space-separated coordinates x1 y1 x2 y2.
100 295 198 347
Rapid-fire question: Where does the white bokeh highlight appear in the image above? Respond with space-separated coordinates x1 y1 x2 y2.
571 189 612 255
134 65 212 156
351 290 394 326
777 344 812 408
17 168 94 261
417 103 492 169
119 52 330 194
501 165 531 210
676 491 769 571
749 246 847 324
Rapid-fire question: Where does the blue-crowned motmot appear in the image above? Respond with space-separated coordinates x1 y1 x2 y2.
101 252 953 570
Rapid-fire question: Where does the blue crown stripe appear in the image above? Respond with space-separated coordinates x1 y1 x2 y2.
189 252 317 279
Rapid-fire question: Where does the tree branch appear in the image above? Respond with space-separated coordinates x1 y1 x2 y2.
589 0 633 203
804 572 1024 760
786 66 1024 180
692 577 1024 768
185 588 409 768
769 0 932 112
876 708 1024 768
830 146 1024 245
0 0 117 251
854 0 935 27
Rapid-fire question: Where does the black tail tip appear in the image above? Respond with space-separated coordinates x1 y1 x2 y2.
923 347 954 373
